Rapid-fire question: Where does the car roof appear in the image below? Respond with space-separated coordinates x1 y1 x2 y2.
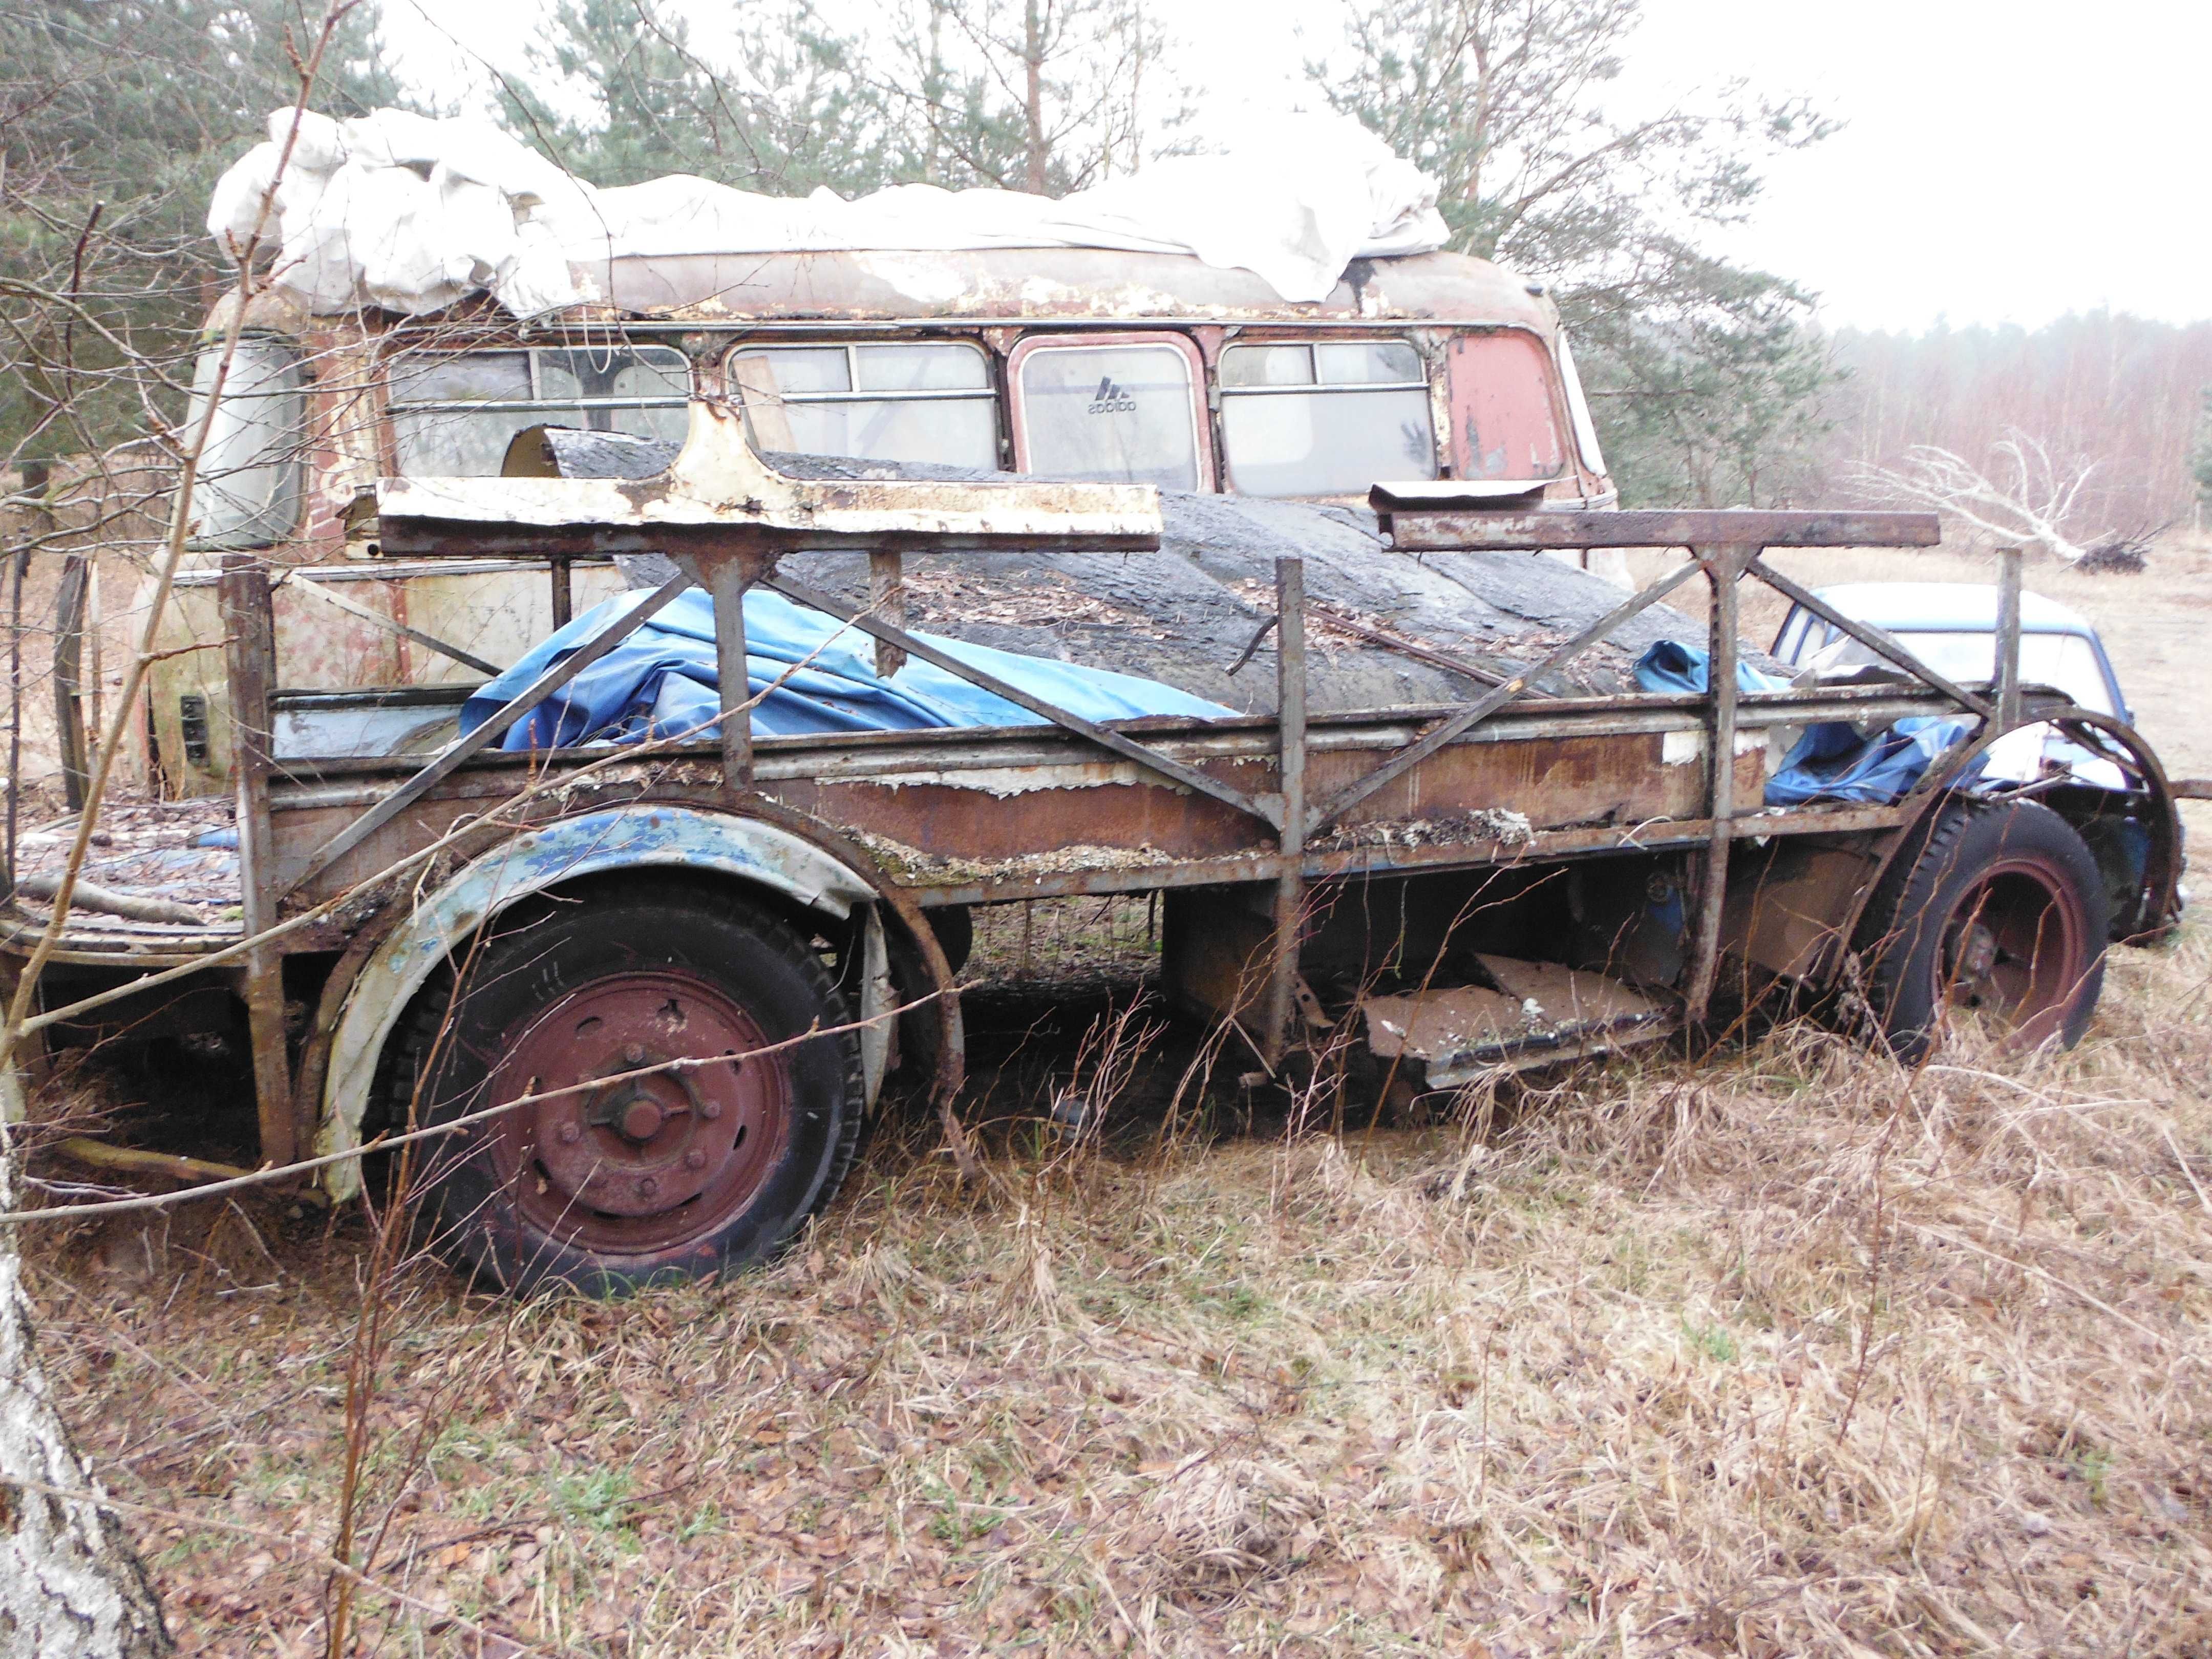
1807 582 2095 635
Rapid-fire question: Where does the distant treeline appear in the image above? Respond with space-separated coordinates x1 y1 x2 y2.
1813 312 2212 531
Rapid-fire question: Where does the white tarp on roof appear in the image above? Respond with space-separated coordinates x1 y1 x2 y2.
207 108 1450 317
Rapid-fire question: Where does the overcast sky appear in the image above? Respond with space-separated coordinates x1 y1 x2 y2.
1188 0 2212 333
388 0 2211 335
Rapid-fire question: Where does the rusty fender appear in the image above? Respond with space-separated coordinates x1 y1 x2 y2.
312 804 893 1202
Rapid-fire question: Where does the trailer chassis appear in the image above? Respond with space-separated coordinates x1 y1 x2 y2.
2 404 2184 1288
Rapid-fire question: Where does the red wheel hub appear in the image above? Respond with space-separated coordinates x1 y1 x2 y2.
1940 856 2092 1049
482 970 789 1252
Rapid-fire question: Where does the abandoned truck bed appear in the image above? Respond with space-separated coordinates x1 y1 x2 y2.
3 403 2185 1295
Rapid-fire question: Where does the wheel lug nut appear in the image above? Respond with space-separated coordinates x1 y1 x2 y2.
699 1100 722 1120
684 1149 707 1171
622 1044 646 1067
639 1176 658 1197
557 1122 582 1145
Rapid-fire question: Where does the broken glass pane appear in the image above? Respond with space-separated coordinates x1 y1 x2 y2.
184 336 306 547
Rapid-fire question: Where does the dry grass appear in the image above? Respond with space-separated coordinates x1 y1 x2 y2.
19 905 2211 1657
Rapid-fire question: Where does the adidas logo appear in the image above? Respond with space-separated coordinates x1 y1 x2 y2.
1086 376 1137 415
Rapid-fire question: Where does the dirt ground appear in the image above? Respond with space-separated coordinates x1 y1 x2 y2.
13 535 2212 1656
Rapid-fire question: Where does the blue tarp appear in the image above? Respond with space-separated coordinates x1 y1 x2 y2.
1633 641 1980 806
461 587 1237 751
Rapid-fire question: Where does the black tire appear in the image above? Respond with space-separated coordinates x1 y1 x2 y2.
380 877 863 1295
1854 799 2109 1063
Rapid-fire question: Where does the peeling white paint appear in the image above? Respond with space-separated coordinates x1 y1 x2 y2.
852 251 980 308
867 760 1176 797
1662 728 1767 765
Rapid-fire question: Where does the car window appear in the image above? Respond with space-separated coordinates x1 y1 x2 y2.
184 336 305 547
1773 606 1817 663
728 342 997 470
1807 626 2117 715
1014 341 1203 491
387 345 691 476
1445 331 1566 480
1218 339 1436 497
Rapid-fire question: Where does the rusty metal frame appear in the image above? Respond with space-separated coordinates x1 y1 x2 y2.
1307 557 1705 833
196 420 2112 1189
762 571 1280 827
284 572 694 894
1358 499 1952 1027
218 553 297 1165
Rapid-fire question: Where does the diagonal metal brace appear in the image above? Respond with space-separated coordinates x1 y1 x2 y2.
763 572 1281 832
1747 558 1994 719
1308 558 1704 835
288 569 504 678
283 574 695 895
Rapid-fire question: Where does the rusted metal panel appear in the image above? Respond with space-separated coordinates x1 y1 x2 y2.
1721 841 1880 985
595 247 1552 331
1307 558 1705 832
1361 958 1667 1089
264 688 1933 907
1160 886 1277 1031
1373 502 1943 552
369 399 1163 555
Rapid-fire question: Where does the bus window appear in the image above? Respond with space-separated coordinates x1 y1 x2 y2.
1011 337 1206 491
729 342 997 469
387 345 690 476
184 336 305 547
1219 338 1435 496
1447 331 1566 481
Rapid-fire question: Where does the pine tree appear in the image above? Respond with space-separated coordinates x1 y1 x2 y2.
503 0 894 194
1314 0 1838 505
1 0 396 459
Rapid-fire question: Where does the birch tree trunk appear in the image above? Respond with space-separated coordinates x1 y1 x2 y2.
0 1072 170 1657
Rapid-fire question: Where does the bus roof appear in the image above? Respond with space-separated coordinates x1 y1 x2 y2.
220 245 1557 341
593 245 1555 330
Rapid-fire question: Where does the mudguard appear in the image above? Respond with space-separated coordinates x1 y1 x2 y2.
315 805 878 1201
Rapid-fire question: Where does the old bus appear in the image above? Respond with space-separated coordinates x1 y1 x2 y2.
151 244 1613 792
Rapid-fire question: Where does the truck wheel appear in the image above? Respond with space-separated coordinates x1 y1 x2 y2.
382 878 863 1295
1855 799 2108 1063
